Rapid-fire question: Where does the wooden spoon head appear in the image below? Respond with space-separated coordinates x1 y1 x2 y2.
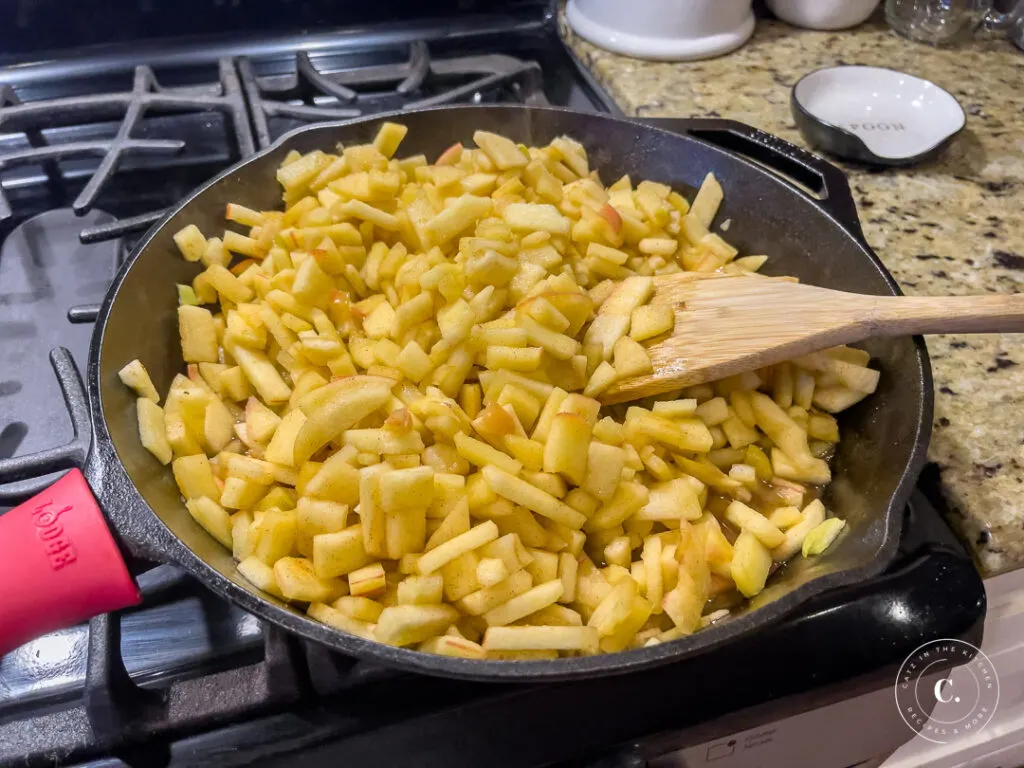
599 274 867 404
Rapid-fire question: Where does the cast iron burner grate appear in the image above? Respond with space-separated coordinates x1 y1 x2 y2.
75 42 549 250
239 42 547 149
0 60 252 230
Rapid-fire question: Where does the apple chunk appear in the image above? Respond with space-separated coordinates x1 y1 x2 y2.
293 376 394 464
542 413 592 486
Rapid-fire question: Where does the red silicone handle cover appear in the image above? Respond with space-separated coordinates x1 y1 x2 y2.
0 468 141 656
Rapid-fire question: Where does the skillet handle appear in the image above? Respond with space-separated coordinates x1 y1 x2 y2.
0 469 140 656
636 117 865 242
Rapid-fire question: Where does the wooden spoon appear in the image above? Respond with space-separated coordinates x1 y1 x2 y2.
599 273 1024 405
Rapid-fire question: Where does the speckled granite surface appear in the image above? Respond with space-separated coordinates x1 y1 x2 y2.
562 13 1024 575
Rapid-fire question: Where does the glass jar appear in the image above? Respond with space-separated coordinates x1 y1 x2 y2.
885 0 1024 44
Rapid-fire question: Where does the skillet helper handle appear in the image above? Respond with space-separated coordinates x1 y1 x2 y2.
696 122 864 240
638 118 865 241
0 468 140 656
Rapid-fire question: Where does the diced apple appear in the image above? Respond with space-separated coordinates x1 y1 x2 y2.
502 203 570 235
486 346 543 372
473 131 528 170
543 413 591 485
220 476 267 509
515 314 579 361
172 454 220 501
662 569 705 633
724 500 786 549
136 399 172 465
435 142 464 166
307 602 373 638
225 454 276 485
587 577 636 637
613 336 653 378
293 376 394 465
454 432 522 475
731 530 772 598
314 525 373 579
625 408 713 453
690 172 723 227
422 195 492 248
584 482 649 532
274 556 343 603
185 496 232 547
629 304 674 342
263 409 307 467
119 359 160 402
482 465 585 530
635 478 702 521
372 121 408 159
380 466 435 512
749 391 815 468
397 574 445 605
349 562 388 598
375 603 459 646
580 442 625 501
238 556 285 599
244 397 280 444
205 263 254 303
178 305 219 363
295 497 348 557
250 509 296 565
598 203 622 235
302 450 360 505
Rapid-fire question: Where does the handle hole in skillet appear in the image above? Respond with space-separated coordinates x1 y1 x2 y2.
687 128 828 201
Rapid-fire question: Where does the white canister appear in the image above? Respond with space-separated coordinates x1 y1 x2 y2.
766 0 880 30
566 0 755 61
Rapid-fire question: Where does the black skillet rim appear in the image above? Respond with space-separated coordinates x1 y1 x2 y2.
87 104 934 682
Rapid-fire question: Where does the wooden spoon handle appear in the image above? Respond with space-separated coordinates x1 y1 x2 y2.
865 294 1024 336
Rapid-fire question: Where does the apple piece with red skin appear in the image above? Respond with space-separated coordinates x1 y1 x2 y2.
435 142 464 166
599 203 623 235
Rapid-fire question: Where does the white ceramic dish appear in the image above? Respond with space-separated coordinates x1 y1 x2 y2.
565 0 755 61
767 0 879 30
791 65 965 165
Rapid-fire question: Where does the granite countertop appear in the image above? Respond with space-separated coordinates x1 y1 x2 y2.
561 14 1024 576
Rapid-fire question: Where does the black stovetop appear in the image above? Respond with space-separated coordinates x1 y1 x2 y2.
0 3 985 766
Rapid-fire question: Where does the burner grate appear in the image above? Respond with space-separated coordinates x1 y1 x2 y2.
0 610 310 766
237 53 363 150
0 60 252 229
73 43 550 247
0 348 90 503
239 42 549 149
403 53 548 110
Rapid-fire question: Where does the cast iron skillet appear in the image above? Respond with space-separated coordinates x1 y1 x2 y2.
0 106 932 680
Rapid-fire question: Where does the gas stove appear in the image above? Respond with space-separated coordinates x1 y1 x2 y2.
0 3 986 767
